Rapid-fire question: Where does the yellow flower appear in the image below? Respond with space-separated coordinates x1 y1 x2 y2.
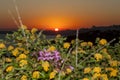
63 42 70 49
101 74 108 80
18 54 27 60
93 67 101 73
19 60 28 67
99 39 107 45
56 34 61 38
0 43 6 49
49 71 56 79
87 41 93 47
48 46 56 52
94 53 102 61
109 60 118 67
6 66 14 72
80 42 87 47
110 69 118 77
66 68 72 74
31 28 38 33
5 58 12 62
12 48 19 56
21 75 27 80
32 71 40 79
8 45 14 51
82 78 89 80
92 73 101 79
84 67 91 74
42 61 50 72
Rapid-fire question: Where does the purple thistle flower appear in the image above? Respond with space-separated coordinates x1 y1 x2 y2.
38 49 61 62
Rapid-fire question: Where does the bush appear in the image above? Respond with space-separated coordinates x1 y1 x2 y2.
0 25 120 80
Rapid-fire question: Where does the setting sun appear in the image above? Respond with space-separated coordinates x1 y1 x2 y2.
54 28 59 32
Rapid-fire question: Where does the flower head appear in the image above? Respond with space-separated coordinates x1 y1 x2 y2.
5 58 12 62
87 41 93 47
110 69 118 77
82 78 89 80
93 67 101 73
42 61 50 72
80 42 87 47
48 46 56 52
6 66 14 72
84 67 91 74
31 28 38 33
0 43 6 49
101 74 108 80
94 53 103 61
12 48 19 57
63 42 70 49
8 45 14 51
49 71 57 79
109 60 118 67
99 39 107 45
32 71 40 79
66 68 72 74
21 75 27 80
19 60 28 67
38 50 61 62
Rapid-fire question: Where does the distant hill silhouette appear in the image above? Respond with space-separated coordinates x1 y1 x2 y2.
67 25 120 43
0 25 120 43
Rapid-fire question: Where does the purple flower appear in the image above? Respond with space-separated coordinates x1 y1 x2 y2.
38 49 61 62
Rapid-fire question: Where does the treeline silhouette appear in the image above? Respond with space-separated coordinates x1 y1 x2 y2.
0 25 120 44
67 25 120 43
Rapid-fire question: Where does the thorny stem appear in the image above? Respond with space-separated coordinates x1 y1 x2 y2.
79 38 116 64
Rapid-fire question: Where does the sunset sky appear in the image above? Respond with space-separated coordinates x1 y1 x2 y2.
0 0 120 30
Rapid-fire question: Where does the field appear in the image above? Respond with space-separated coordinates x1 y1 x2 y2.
0 26 120 80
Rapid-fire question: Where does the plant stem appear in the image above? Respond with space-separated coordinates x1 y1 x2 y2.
76 29 79 67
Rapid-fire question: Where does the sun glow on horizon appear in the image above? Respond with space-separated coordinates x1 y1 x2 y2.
54 28 59 31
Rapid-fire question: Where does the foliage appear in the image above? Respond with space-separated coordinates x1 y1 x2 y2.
0 25 120 80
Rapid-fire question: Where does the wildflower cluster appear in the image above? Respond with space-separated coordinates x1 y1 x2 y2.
0 26 120 80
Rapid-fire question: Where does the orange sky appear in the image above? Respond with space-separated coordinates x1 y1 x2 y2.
0 0 120 30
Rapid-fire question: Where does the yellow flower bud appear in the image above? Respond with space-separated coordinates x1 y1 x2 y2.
5 58 12 62
93 67 101 73
66 68 72 74
42 61 50 72
99 39 107 45
8 45 14 51
49 71 56 79
12 48 19 57
32 71 40 79
19 60 28 67
6 66 14 72
84 67 91 74
63 42 70 49
94 53 103 61
0 43 6 49
48 46 56 52
21 75 27 80
31 28 38 33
